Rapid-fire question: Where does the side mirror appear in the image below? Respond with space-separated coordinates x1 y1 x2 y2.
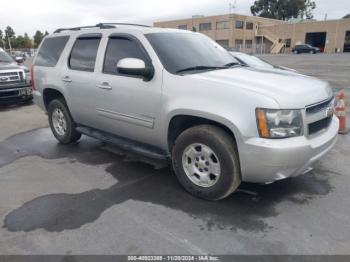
117 58 154 81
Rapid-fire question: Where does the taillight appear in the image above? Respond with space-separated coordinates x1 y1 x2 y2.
30 65 35 90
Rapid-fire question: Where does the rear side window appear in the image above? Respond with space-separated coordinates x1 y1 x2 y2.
35 36 69 67
103 37 147 75
69 38 101 72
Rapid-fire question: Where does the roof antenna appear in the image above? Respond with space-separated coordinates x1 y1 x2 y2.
229 0 237 18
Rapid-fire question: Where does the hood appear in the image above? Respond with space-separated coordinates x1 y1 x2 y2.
0 62 22 70
189 67 332 108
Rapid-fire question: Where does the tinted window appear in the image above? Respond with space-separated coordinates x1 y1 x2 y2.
35 36 69 67
245 40 253 48
103 37 148 75
235 39 243 49
178 25 188 30
199 23 212 31
246 22 254 30
216 21 229 30
216 40 229 49
69 38 100 72
146 33 238 75
235 21 243 29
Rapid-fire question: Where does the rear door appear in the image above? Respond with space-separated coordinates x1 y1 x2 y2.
94 33 162 146
60 33 101 127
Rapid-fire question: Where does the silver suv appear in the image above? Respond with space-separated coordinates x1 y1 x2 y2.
32 23 338 200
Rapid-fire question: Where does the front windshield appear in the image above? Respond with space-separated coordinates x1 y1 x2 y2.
235 53 275 69
0 51 14 63
146 32 239 74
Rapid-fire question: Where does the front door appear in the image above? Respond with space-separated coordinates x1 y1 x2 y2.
95 34 162 146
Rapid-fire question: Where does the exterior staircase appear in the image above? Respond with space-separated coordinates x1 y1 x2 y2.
256 27 285 54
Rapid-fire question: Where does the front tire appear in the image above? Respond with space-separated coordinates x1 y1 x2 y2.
48 99 81 144
172 125 241 200
293 50 298 54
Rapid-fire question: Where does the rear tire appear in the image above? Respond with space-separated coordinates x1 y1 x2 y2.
48 99 81 144
172 125 241 200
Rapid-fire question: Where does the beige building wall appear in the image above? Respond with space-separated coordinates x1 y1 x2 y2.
263 19 350 53
154 13 350 53
154 14 285 52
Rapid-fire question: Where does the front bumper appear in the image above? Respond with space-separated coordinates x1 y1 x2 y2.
239 116 339 183
0 85 32 105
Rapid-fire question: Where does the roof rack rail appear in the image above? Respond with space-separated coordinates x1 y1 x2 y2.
96 23 151 28
54 23 151 33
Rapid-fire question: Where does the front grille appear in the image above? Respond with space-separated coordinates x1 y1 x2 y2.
306 97 333 115
305 97 334 136
0 90 19 98
308 116 332 135
0 70 25 87
0 72 18 76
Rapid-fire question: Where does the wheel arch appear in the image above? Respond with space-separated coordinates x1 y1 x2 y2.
43 88 66 111
166 111 242 154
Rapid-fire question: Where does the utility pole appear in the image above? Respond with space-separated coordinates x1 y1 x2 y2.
229 0 237 18
7 35 12 53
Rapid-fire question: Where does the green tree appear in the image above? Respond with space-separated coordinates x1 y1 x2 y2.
0 30 4 48
251 0 316 20
44 31 49 36
33 30 44 48
23 33 33 48
4 26 15 49
4 26 15 38
13 35 25 49
343 14 350 19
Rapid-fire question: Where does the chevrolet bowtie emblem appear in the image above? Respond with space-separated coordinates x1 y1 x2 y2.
325 107 334 118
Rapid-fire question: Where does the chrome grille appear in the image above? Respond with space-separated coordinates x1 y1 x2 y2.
305 97 334 135
306 97 333 115
0 70 25 86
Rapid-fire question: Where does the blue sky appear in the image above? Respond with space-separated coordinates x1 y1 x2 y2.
0 0 349 36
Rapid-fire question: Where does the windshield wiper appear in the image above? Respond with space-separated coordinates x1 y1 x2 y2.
224 62 243 68
176 65 227 74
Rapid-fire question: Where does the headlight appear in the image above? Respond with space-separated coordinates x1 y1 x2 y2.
256 108 303 138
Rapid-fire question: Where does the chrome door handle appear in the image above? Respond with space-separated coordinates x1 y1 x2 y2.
62 76 72 83
97 82 112 90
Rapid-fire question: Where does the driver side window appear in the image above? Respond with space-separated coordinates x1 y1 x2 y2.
103 37 148 76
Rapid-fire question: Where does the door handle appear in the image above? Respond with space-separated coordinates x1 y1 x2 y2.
97 82 112 90
62 76 72 83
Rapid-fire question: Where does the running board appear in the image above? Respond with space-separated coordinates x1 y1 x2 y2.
76 126 169 160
